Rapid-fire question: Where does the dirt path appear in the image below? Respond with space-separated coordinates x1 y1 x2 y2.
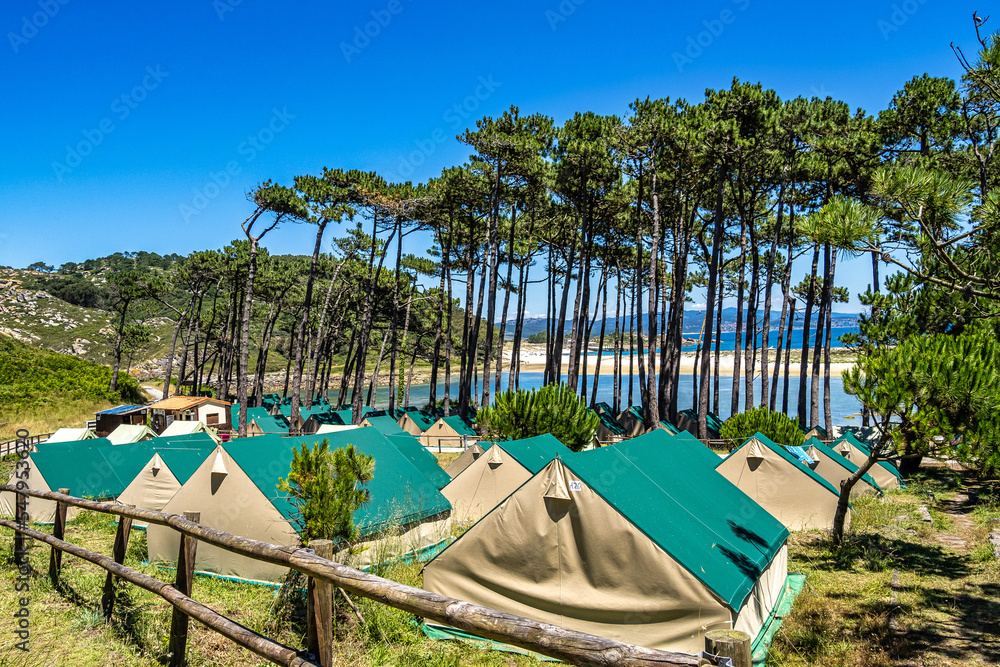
903 473 1000 666
935 489 974 552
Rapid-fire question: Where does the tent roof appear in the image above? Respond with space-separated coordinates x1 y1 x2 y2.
612 428 721 468
46 428 96 443
678 409 723 434
567 441 788 611
363 415 408 435
800 423 828 438
726 433 843 498
440 415 477 436
592 408 626 435
383 432 451 490
95 404 144 415
832 432 904 482
593 401 614 415
107 424 157 445
803 436 882 492
226 429 452 536
490 434 573 475
159 420 217 440
402 411 437 431
31 433 218 499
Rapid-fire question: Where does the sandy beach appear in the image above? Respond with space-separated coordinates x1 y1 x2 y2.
504 344 856 378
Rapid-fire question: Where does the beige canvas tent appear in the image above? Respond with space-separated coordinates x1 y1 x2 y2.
424 436 791 655
159 420 221 443
831 433 903 491
420 415 478 450
45 428 97 443
147 430 452 583
106 423 156 445
116 443 216 527
397 409 436 437
0 434 217 523
441 435 572 522
715 433 846 531
802 437 882 497
443 443 484 478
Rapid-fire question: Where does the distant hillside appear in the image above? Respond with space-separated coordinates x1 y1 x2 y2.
0 269 175 370
505 309 860 340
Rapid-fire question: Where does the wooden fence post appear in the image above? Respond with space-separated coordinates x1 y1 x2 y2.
168 511 200 667
49 488 70 584
102 504 134 619
306 540 333 667
705 629 751 667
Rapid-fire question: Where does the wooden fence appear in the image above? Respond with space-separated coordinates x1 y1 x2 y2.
0 433 51 458
1 485 726 667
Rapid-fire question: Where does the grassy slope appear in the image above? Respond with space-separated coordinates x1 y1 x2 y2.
0 336 146 441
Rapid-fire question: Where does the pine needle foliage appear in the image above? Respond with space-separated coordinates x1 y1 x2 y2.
477 382 599 452
277 439 375 548
720 406 805 447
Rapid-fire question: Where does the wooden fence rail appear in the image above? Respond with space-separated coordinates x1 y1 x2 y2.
1 485 721 667
0 433 52 457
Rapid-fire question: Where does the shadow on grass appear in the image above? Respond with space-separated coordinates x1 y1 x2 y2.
903 581 1000 664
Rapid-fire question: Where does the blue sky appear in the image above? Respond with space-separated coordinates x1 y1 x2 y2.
0 0 984 315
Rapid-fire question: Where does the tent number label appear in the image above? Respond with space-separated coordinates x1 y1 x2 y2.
568 481 582 492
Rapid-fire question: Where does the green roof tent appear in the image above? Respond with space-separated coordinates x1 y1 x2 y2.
325 406 374 428
609 427 723 469
425 436 790 654
277 404 331 430
116 436 220 527
398 409 437 436
676 409 722 439
360 414 408 436
716 433 846 531
147 428 453 583
0 433 218 523
421 415 478 450
441 434 572 522
800 423 828 440
802 436 882 497
592 408 626 444
381 431 452 491
230 405 290 436
831 432 904 490
616 405 648 438
593 401 614 415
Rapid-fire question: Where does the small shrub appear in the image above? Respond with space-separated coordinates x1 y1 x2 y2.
720 406 804 447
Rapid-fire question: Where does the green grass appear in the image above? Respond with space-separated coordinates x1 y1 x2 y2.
0 504 539 666
769 467 1000 667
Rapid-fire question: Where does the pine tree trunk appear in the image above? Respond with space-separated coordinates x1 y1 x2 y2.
797 244 820 426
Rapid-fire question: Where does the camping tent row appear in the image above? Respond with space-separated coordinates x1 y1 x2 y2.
0 432 220 524
2 425 457 581
592 402 681 442
424 428 793 656
146 428 453 581
831 432 904 491
424 428 894 657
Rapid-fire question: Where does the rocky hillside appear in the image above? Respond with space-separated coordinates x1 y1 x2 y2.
0 269 174 375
